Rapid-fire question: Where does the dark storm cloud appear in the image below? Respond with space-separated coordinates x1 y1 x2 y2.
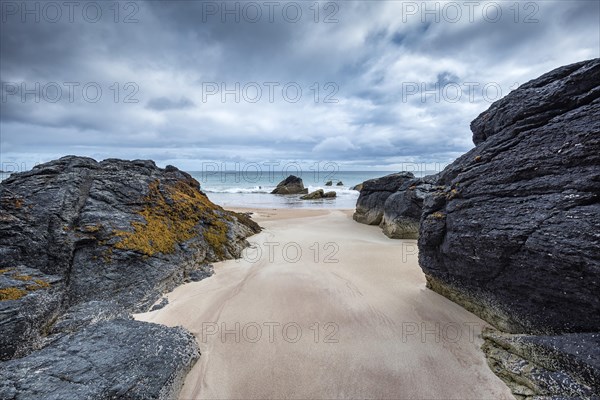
1 0 598 171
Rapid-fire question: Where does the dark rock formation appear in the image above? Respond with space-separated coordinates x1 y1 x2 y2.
271 175 308 194
418 59 600 334
0 156 260 398
351 183 363 191
482 329 599 399
380 175 439 239
353 172 415 225
417 59 600 398
0 318 199 400
325 180 333 186
336 181 344 186
300 189 336 200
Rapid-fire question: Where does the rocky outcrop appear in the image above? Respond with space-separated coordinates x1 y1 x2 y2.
482 329 599 399
0 317 199 400
0 156 260 398
353 172 415 225
336 181 344 186
351 183 363 191
417 59 600 398
300 189 336 200
271 175 308 194
325 181 333 186
380 175 439 239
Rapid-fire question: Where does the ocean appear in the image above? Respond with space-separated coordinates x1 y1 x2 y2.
191 170 435 209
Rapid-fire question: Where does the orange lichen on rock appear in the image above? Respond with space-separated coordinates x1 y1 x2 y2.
0 287 27 301
113 179 230 257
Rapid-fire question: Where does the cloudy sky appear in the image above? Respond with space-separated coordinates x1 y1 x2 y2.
1 0 598 172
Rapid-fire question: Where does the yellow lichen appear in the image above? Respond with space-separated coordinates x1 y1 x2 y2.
80 224 102 233
33 279 50 288
431 211 446 219
0 268 13 274
113 179 229 257
0 287 27 301
446 189 460 200
12 274 32 281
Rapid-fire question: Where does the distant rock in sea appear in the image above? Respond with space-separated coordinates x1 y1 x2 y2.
300 189 336 200
0 156 260 398
417 58 600 398
271 175 308 194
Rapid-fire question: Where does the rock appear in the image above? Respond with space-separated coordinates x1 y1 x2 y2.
0 319 199 400
0 267 63 360
482 329 600 398
0 156 260 314
418 59 600 335
417 59 600 399
324 191 336 198
380 175 439 239
301 189 325 200
187 264 214 282
271 175 308 194
150 298 169 311
325 181 333 186
336 181 344 186
0 156 260 398
350 183 363 191
353 172 415 225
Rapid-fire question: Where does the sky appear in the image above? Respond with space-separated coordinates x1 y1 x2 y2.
1 0 599 172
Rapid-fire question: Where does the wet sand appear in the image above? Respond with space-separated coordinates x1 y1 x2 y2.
135 209 513 399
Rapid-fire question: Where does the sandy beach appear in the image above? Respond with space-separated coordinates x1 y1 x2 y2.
135 208 513 399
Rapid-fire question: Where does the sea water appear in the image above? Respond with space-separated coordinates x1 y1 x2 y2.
191 170 434 209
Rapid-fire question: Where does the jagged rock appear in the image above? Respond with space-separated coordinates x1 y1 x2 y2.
336 181 344 186
380 175 439 239
353 172 415 225
418 59 600 335
0 156 259 315
271 175 308 194
0 319 199 400
187 264 214 282
0 266 63 360
150 298 169 312
482 329 600 399
0 156 260 398
300 189 337 200
325 181 333 186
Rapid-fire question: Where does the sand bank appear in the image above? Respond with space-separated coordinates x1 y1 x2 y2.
135 209 513 399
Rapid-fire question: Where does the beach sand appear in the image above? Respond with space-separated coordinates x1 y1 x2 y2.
135 209 513 399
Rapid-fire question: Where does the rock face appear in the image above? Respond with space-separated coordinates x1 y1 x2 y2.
417 59 600 398
0 156 260 398
0 317 199 400
353 172 415 225
271 175 308 194
380 175 439 239
482 329 600 399
300 189 336 200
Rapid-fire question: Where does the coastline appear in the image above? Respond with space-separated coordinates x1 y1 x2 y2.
135 208 513 399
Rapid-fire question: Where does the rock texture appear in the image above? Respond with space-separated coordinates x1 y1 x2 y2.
0 156 260 398
380 175 439 239
353 172 415 225
482 329 599 399
271 175 308 194
417 59 600 398
0 318 199 400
